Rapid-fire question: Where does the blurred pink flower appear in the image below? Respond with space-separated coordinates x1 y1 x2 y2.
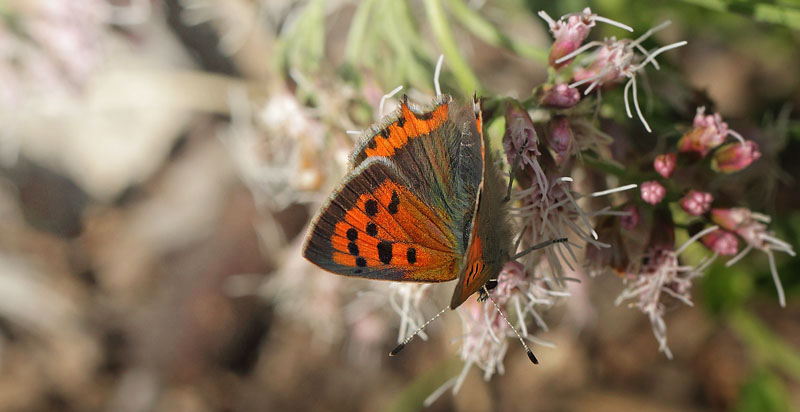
616 222 719 359
640 181 666 205
678 107 746 157
702 230 739 256
712 140 761 173
538 8 632 68
562 21 686 132
679 190 713 216
426 262 564 405
653 153 677 178
711 208 796 306
620 205 639 230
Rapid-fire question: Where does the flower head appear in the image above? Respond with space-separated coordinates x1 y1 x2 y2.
702 230 739 256
427 262 564 405
616 216 719 359
712 140 761 173
711 208 796 307
678 107 745 157
538 8 633 68
680 190 713 216
503 100 543 175
653 153 677 178
560 21 687 132
640 181 666 205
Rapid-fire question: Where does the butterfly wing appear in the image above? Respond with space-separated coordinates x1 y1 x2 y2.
303 157 461 282
350 95 484 255
449 102 514 309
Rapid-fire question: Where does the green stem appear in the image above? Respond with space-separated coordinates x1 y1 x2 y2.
728 308 800 381
424 0 481 95
445 0 548 64
679 0 800 30
344 0 375 64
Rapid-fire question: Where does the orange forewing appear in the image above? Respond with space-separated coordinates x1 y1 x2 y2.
358 97 450 160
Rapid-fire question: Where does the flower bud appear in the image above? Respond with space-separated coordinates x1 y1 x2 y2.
679 190 713 216
547 116 575 164
539 83 581 108
640 181 666 205
677 107 730 157
701 230 739 256
711 141 761 173
653 153 676 178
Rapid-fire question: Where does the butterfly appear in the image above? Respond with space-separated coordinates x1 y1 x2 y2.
303 93 514 311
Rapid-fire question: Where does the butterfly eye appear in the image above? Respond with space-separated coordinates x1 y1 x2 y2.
486 279 499 290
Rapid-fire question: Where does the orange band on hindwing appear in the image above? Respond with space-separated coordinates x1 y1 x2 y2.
363 100 449 158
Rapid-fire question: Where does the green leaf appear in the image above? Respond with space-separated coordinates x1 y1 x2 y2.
737 369 794 412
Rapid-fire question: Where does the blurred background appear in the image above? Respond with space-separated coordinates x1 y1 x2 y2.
0 0 799 411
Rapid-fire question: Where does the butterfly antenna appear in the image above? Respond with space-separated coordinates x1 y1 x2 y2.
390 305 449 356
504 138 529 202
378 85 404 118
484 285 539 364
512 238 568 260
433 54 444 97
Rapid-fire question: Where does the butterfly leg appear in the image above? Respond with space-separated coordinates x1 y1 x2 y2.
503 138 529 202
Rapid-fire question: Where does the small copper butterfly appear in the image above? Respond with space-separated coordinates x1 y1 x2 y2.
303 93 515 310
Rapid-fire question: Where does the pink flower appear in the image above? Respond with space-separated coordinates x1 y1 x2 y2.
616 218 719 359
539 83 581 108
561 22 687 132
502 100 542 174
423 261 563 405
640 181 666 205
653 153 677 178
538 8 630 68
711 208 796 307
712 140 761 173
547 116 575 164
679 190 713 216
678 107 745 157
620 205 639 230
710 208 750 231
702 230 739 256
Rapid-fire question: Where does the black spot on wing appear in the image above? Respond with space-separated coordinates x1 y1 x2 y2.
365 199 378 217
366 222 378 236
356 257 367 267
346 228 358 241
388 190 400 214
407 247 417 264
377 241 393 264
348 242 359 255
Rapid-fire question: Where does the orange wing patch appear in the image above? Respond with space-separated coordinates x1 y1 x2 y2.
330 180 458 282
363 99 449 158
